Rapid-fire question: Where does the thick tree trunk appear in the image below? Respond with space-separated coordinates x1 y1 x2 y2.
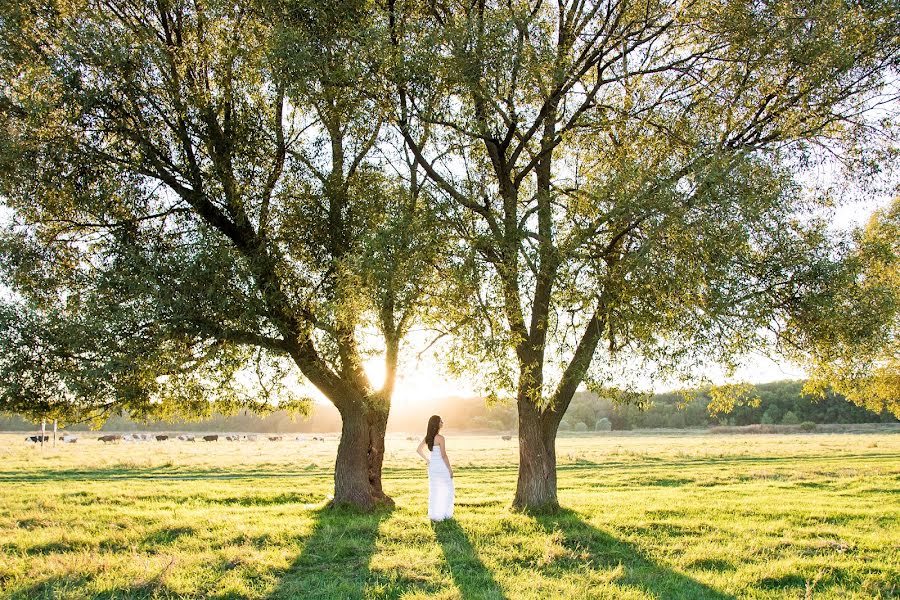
332 407 373 510
513 402 559 512
366 405 393 506
330 402 393 511
512 310 605 512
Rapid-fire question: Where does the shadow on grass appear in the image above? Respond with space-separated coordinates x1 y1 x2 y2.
9 575 92 600
265 505 392 600
533 508 735 600
432 519 507 600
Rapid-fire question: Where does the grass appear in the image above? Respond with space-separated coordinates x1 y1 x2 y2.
0 431 897 599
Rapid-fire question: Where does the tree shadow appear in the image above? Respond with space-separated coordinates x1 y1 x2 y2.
265 505 392 600
533 508 735 600
432 519 507 600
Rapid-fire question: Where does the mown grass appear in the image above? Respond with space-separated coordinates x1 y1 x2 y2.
0 431 897 599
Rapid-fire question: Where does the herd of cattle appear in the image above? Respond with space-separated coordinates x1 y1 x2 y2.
24 433 331 444
24 433 513 445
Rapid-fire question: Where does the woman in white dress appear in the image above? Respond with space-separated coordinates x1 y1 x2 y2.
417 415 454 521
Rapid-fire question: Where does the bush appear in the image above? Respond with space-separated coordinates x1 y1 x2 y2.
559 421 572 431
799 421 817 432
574 422 588 432
781 411 800 425
595 418 612 432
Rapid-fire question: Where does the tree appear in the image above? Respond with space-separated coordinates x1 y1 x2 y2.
0 0 440 510
795 198 900 417
388 0 900 510
760 406 780 425
781 411 800 425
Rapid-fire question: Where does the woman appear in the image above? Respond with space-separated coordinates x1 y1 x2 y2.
417 414 454 521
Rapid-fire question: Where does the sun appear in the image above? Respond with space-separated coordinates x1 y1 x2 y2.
362 356 475 410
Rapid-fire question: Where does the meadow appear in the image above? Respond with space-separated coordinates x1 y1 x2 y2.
0 430 897 599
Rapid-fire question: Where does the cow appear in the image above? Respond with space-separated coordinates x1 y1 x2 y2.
177 434 195 442
502 435 512 441
25 435 50 443
61 435 78 443
98 435 121 443
155 435 168 441
246 435 258 442
268 436 283 442
203 435 218 442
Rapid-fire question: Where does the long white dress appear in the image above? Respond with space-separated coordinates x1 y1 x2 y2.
428 442 455 521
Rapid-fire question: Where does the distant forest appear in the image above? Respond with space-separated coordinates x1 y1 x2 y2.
1 380 896 434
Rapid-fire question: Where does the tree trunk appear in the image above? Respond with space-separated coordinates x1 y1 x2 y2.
512 309 605 512
513 402 559 512
366 405 393 506
330 401 393 511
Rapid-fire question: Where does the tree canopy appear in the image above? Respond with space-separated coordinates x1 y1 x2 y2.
387 0 900 508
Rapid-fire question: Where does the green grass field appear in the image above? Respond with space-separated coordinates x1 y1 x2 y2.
0 431 897 599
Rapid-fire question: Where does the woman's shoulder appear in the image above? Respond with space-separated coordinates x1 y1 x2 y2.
434 433 445 443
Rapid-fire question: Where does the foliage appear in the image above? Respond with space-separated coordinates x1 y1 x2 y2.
761 405 782 425
793 198 900 417
781 411 800 425
391 0 900 412
0 0 440 429
0 0 898 512
706 383 761 416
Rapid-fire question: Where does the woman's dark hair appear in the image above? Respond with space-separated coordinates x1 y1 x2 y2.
425 415 442 451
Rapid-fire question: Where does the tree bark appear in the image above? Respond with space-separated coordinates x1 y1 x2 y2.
512 310 605 512
331 406 372 510
513 400 559 512
366 403 392 505
330 400 393 511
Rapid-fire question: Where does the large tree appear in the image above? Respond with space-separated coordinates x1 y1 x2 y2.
388 0 900 510
0 0 439 510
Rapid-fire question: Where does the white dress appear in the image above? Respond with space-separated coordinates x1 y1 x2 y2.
428 442 455 521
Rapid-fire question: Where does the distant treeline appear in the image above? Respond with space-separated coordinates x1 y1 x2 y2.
558 381 898 431
1 380 895 433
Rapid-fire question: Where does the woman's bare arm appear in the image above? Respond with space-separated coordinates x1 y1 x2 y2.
437 435 453 478
416 440 429 463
